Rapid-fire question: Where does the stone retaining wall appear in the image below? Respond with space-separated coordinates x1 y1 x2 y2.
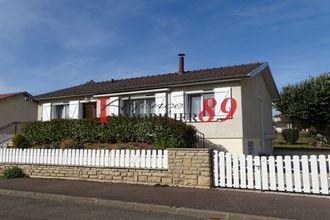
0 149 212 188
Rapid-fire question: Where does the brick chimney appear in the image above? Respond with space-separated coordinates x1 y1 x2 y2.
178 53 185 75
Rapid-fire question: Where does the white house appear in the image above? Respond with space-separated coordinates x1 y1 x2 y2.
32 55 279 155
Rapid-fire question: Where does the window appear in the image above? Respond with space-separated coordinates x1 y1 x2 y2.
189 94 201 116
187 92 214 117
122 98 155 116
202 93 214 116
52 104 69 119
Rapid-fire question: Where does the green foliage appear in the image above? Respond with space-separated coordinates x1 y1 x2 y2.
275 73 330 146
282 129 299 144
4 166 25 179
22 116 197 148
154 136 183 149
12 134 31 149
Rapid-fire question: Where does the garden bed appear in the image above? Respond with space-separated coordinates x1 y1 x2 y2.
13 116 198 150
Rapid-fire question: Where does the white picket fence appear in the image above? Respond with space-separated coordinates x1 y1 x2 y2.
213 151 330 195
0 148 168 169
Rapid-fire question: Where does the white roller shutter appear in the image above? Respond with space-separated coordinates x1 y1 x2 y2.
96 99 101 117
108 97 119 116
42 103 51 121
155 93 166 116
69 101 80 119
214 87 232 117
170 91 184 118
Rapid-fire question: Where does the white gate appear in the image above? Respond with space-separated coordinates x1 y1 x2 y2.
213 151 330 195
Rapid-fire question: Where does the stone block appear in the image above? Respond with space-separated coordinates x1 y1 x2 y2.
198 176 211 187
173 178 183 185
147 176 161 183
184 178 197 186
112 176 123 181
183 159 192 168
161 177 172 184
138 175 147 182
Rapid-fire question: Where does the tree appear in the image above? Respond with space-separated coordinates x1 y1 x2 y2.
275 73 330 146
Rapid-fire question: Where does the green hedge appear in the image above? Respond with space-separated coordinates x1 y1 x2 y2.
22 116 197 148
282 129 300 144
4 166 26 179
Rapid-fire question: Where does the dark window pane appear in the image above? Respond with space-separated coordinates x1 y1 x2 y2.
189 95 201 116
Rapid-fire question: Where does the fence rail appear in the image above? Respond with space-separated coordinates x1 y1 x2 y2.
0 122 23 145
0 148 168 169
213 151 330 195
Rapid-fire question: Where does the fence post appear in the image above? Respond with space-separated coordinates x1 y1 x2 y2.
213 150 219 187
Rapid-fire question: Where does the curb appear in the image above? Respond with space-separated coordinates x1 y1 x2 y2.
215 187 330 199
0 189 286 220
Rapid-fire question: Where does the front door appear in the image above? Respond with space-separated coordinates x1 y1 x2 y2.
83 102 96 119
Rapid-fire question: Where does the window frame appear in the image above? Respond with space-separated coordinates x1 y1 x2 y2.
185 90 217 122
120 95 156 116
51 103 70 119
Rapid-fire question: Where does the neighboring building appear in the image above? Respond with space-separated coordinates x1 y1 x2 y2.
32 55 279 155
0 92 38 127
273 113 292 133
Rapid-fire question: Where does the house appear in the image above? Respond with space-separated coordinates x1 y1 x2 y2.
31 54 279 155
273 113 292 133
0 92 38 127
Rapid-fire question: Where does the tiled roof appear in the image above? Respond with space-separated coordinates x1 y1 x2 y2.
33 62 265 100
0 92 31 100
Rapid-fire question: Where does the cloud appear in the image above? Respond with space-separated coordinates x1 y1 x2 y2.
228 0 330 31
0 0 152 95
0 80 21 93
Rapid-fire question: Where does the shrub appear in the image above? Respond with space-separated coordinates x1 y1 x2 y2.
4 166 25 179
12 134 31 149
59 138 78 149
154 136 184 149
282 129 299 144
22 116 197 148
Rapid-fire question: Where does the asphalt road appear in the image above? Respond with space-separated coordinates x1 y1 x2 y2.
1 178 329 219
0 194 204 220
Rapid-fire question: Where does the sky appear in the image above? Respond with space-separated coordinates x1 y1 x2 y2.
0 0 330 95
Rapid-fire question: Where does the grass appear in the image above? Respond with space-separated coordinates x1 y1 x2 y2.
273 132 315 149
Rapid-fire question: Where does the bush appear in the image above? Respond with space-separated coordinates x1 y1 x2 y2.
282 129 299 144
59 138 78 149
4 166 25 179
12 134 31 149
154 136 184 149
22 116 197 148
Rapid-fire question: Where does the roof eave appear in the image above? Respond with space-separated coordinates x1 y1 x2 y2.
31 76 248 101
247 62 280 101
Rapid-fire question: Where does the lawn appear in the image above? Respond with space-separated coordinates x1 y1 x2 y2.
273 132 315 148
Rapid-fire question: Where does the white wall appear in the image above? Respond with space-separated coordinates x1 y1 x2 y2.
241 69 275 155
38 97 96 121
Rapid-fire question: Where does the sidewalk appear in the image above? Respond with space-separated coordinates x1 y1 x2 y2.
0 178 329 220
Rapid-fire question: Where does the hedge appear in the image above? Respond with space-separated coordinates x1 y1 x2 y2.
22 116 197 148
282 128 299 144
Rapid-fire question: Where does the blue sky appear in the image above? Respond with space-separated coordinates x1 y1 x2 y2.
0 0 330 95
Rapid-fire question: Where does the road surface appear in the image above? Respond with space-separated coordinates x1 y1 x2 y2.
0 194 204 220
